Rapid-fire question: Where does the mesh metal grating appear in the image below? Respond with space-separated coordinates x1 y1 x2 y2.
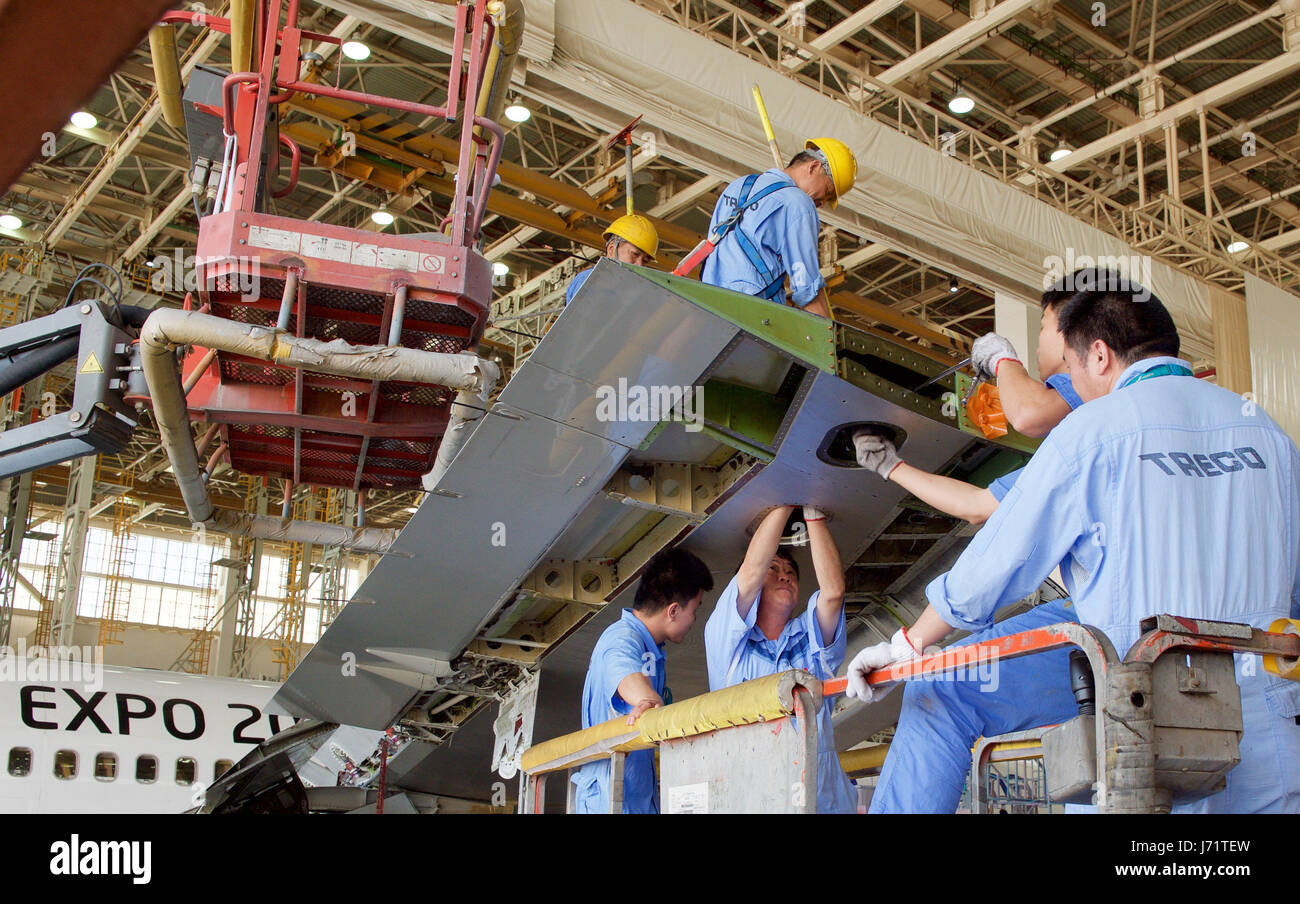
229 424 293 439
406 298 478 328
365 454 433 471
380 383 451 406
221 359 293 386
303 316 383 346
371 438 434 454
400 331 470 354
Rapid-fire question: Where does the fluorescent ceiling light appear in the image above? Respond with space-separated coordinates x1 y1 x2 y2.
341 41 370 61
370 207 395 226
504 104 531 123
70 111 98 129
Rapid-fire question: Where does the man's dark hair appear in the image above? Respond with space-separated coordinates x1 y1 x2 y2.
787 150 818 169
1041 267 1180 363
632 547 715 615
774 546 800 581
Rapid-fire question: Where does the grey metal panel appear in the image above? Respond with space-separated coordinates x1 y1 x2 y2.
499 261 739 446
389 364 985 800
273 264 742 730
680 368 973 574
272 412 628 728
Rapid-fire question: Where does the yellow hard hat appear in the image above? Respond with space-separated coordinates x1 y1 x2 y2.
603 214 659 260
805 137 857 208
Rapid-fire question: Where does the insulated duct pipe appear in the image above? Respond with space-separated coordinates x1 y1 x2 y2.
139 308 499 548
229 0 256 75
476 0 525 128
206 508 399 553
148 25 187 136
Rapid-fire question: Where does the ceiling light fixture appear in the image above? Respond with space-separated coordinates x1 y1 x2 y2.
0 214 22 230
504 103 531 123
948 276 959 294
1050 142 1072 162
370 206 395 226
492 261 510 277
341 40 371 61
70 111 98 129
1226 240 1248 253
947 83 974 115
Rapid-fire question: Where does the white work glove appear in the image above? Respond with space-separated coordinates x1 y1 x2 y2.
852 429 902 479
845 628 922 704
802 505 826 523
971 332 1021 379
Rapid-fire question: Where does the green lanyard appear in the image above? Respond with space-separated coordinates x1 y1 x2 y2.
1118 363 1193 389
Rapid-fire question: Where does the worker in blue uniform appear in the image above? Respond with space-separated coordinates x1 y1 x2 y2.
565 214 659 306
571 546 713 813
704 504 857 813
701 138 856 319
851 291 1085 812
847 268 1300 813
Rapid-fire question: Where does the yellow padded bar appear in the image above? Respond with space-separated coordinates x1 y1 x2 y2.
521 670 822 773
838 744 890 776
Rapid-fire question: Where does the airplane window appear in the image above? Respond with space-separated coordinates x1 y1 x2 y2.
175 757 197 785
214 759 234 781
136 755 158 784
95 753 117 781
54 750 77 780
7 748 32 777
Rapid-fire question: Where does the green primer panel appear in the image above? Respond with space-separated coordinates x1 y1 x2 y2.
701 378 787 451
631 268 836 372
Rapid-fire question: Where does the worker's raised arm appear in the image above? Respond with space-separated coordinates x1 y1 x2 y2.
994 361 1072 438
925 437 1089 635
801 288 832 320
970 333 1072 438
736 505 793 617
803 506 845 641
854 430 998 524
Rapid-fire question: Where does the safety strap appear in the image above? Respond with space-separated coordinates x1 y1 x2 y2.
713 173 796 301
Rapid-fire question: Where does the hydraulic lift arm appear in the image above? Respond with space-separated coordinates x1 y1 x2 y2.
0 299 142 479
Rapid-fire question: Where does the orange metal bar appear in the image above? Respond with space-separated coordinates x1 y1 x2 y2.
822 624 1300 699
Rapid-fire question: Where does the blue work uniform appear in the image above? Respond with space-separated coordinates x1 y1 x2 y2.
564 267 594 306
881 356 1300 813
873 373 1084 813
704 576 857 813
571 609 665 813
701 169 824 307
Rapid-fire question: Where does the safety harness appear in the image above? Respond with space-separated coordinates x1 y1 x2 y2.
712 173 797 301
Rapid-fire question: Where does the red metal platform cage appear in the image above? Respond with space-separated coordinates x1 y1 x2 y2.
167 0 506 491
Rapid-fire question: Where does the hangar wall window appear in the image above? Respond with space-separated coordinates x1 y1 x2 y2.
7 748 32 777
54 750 77 780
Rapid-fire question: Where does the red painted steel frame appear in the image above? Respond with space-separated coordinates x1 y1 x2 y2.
172 1 504 491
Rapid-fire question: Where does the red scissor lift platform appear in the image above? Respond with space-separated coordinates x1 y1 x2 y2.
168 0 505 492
186 211 491 490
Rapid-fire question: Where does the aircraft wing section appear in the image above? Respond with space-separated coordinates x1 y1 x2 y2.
270 261 744 728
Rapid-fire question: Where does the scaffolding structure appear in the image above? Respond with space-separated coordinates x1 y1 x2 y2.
317 488 354 634
95 470 136 649
270 488 317 680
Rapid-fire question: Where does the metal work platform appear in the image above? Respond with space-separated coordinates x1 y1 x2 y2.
519 615 1300 813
